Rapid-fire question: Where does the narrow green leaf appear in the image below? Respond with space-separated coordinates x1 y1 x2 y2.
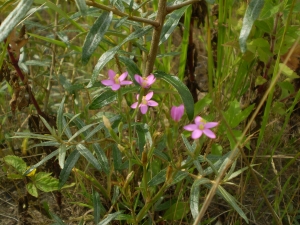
159 5 188 45
58 144 67 169
171 171 188 185
239 0 265 53
23 149 59 175
87 26 152 88
49 211 66 225
148 168 167 187
112 144 122 171
92 189 106 224
181 134 196 153
68 123 97 142
76 144 102 171
26 182 38 198
162 201 189 220
89 86 139 110
82 11 113 65
59 149 80 189
34 0 84 32
35 172 59 192
190 178 211 219
75 0 88 16
27 32 82 52
154 71 194 120
4 155 27 174
217 185 249 223
0 0 33 42
97 211 123 225
57 97 66 136
92 143 110 175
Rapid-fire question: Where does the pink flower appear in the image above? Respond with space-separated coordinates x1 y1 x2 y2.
131 91 158 114
184 116 218 139
171 104 184 122
101 69 132 91
134 74 156 88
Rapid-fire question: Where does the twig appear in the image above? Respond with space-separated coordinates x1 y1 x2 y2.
85 0 159 27
143 0 167 76
166 0 199 13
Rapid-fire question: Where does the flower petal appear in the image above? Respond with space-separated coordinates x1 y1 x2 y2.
194 116 204 125
204 122 218 129
191 129 202 139
131 102 138 109
147 100 158 106
108 69 116 80
120 80 133 85
119 71 128 81
111 84 121 91
140 105 148 114
147 74 156 85
101 80 114 86
145 91 153 100
183 124 198 131
203 129 216 139
134 74 143 85
171 104 184 122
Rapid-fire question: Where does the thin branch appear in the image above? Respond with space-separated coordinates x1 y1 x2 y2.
144 0 167 76
85 0 159 27
166 0 198 13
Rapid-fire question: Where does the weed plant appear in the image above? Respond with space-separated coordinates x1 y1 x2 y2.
0 0 300 224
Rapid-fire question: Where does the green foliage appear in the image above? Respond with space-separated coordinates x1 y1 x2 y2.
1 0 299 224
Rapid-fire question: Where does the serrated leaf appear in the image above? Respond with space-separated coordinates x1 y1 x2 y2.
154 71 194 120
279 63 300 79
75 0 88 16
76 144 102 171
163 201 189 220
159 5 188 45
97 211 123 225
4 155 27 174
89 86 139 110
35 172 59 192
59 149 80 189
0 0 33 42
239 0 265 53
82 11 113 65
27 182 38 197
87 26 152 88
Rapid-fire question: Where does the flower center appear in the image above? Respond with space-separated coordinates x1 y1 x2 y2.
198 118 206 130
142 78 148 87
141 96 147 105
114 74 120 84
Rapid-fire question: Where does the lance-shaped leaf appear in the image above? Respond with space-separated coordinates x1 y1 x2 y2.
82 11 113 65
159 5 188 45
0 0 33 42
76 144 101 171
239 0 265 53
75 0 88 16
154 71 194 120
59 149 81 189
